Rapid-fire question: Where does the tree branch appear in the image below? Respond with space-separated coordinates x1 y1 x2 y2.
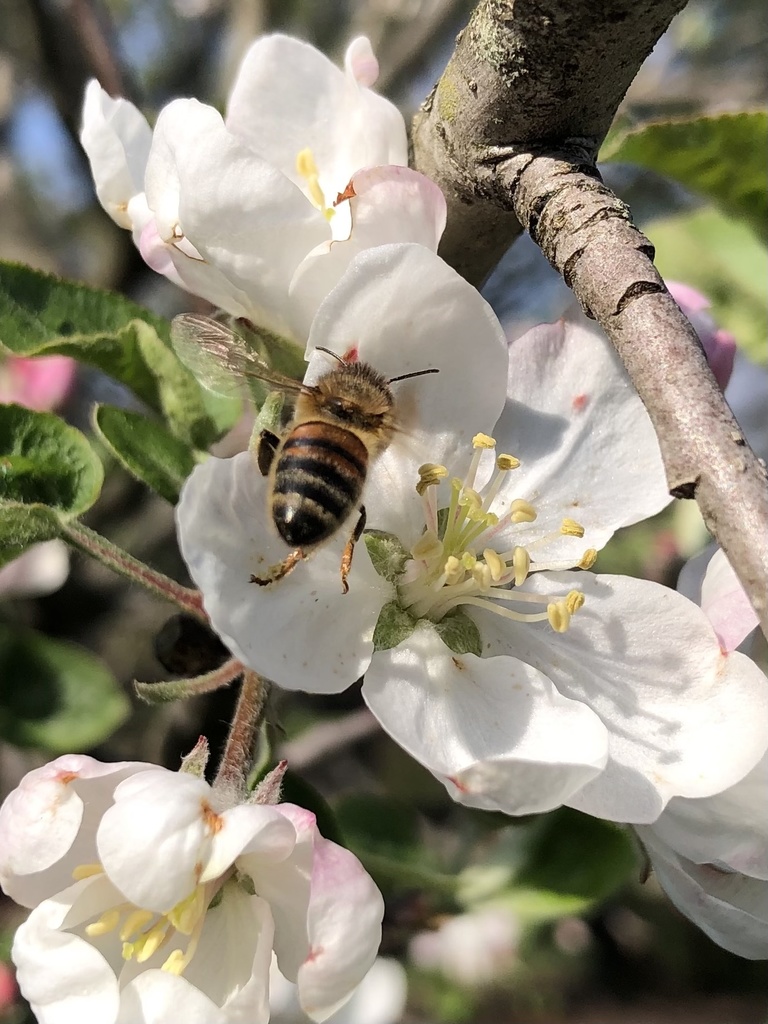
412 0 768 635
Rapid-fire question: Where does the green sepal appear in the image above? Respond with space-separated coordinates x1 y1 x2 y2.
0 623 130 752
93 404 200 504
364 531 410 583
371 600 418 652
433 610 482 657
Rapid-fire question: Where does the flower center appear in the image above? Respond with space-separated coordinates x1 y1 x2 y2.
72 862 221 977
296 148 335 222
397 434 596 633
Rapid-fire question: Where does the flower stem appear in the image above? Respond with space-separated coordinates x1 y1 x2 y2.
134 658 244 704
61 521 207 621
214 670 270 796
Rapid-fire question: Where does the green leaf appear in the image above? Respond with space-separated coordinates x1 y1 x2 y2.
601 111 768 239
0 624 130 752
0 503 62 567
0 262 240 447
371 600 418 652
514 808 638 910
0 403 103 526
93 405 199 504
335 793 421 858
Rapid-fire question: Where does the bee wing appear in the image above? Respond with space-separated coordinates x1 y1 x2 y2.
171 313 306 397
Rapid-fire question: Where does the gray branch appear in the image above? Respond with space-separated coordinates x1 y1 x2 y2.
412 0 768 635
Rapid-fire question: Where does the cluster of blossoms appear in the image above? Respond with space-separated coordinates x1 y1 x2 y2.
2 26 767 1024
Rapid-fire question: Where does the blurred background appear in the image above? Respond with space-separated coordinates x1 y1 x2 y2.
0 0 766 1021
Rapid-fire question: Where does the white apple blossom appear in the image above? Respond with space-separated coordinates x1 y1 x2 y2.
80 35 444 341
637 547 768 959
409 908 520 986
177 242 768 825
0 755 383 1023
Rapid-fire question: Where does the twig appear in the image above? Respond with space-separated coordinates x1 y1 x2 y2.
412 0 768 635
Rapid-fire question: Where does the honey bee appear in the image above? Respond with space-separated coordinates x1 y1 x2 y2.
171 314 438 593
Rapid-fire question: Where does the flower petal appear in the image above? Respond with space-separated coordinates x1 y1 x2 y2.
0 540 69 598
80 80 151 229
700 547 759 652
0 756 150 908
363 623 609 815
145 99 329 334
226 35 406 198
639 828 768 959
305 243 509 545
489 315 670 558
13 884 120 1024
289 166 446 339
480 572 768 822
650 751 768 880
116 970 229 1024
177 453 390 693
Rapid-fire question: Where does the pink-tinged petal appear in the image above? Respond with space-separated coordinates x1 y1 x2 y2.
305 244 509 546
80 80 151 230
700 547 759 652
137 219 185 284
0 757 151 908
638 828 768 959
489 314 670 559
667 281 736 390
363 625 608 815
176 888 274 1022
226 36 406 199
0 540 69 598
296 831 384 1022
651 751 768 880
176 453 389 694
200 804 296 884
13 884 121 1024
289 166 446 339
480 573 768 823
0 355 76 410
344 37 379 88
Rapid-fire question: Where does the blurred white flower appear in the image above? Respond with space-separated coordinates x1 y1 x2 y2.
270 956 407 1024
0 540 69 599
409 908 519 986
0 755 383 1023
177 251 768 823
638 547 768 959
80 36 444 342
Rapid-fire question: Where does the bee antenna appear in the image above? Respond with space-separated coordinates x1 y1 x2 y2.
314 346 346 366
388 368 440 384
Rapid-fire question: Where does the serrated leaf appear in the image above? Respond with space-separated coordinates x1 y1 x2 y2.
601 111 768 239
93 405 198 504
0 404 103 516
0 262 240 447
0 624 130 752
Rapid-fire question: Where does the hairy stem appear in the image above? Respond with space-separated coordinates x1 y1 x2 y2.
214 670 270 796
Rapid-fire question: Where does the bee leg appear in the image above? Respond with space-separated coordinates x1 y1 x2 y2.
256 430 280 477
250 548 304 587
340 506 367 595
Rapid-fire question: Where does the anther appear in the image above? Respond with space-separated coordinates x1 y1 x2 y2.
566 590 585 614
547 601 571 633
162 949 187 976
579 548 597 570
509 499 537 524
411 531 443 560
461 552 476 570
72 863 103 881
121 909 155 942
483 548 505 582
472 433 496 449
496 453 520 471
458 487 482 511
417 463 448 495
512 546 530 586
560 518 585 538
85 908 121 937
135 920 170 962
472 561 492 590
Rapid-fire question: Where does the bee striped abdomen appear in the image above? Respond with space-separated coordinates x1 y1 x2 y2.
272 421 368 547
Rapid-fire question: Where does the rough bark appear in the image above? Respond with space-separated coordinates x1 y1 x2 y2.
412 0 768 636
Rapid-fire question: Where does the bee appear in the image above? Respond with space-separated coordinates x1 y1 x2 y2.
171 314 438 593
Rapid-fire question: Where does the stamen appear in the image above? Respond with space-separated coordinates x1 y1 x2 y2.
86 908 121 937
509 499 537 524
444 555 463 585
496 453 520 470
483 548 505 582
579 548 598 569
472 433 496 449
120 909 155 942
560 518 585 538
472 561 492 590
162 949 187 976
512 546 530 585
72 863 103 881
566 589 585 614
411 531 443 561
168 888 206 935
134 920 170 962
296 148 333 220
